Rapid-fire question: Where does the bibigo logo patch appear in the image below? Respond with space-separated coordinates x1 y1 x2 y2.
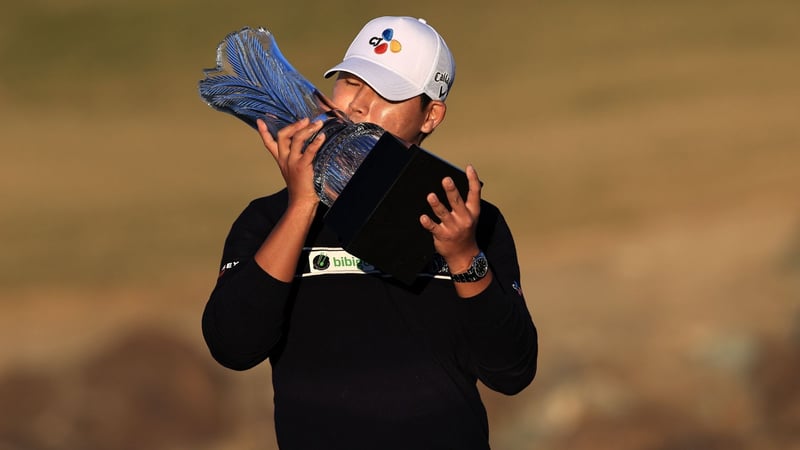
308 248 377 275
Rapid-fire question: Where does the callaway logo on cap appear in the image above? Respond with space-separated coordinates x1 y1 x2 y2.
324 16 455 102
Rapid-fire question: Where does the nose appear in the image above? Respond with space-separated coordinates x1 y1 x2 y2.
346 86 370 120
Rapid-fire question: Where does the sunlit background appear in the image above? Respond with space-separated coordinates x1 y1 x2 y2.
1 0 799 449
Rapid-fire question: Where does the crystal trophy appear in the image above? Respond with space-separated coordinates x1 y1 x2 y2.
199 27 471 283
198 27 384 207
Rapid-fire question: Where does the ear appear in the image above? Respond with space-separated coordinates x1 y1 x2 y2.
421 101 447 135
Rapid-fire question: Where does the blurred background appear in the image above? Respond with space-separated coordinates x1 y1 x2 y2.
1 0 799 449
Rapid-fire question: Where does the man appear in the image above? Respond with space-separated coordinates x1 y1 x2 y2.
202 16 537 450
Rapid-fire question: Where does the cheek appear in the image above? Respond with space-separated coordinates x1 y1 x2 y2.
329 91 350 112
372 107 422 140
329 83 355 111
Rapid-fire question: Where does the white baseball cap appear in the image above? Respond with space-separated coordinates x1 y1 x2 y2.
324 16 455 102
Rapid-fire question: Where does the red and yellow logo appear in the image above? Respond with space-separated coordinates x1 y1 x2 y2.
368 28 402 54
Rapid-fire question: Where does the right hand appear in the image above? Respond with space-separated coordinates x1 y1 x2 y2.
257 118 326 207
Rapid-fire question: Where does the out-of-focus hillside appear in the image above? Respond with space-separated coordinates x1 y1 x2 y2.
1 1 799 449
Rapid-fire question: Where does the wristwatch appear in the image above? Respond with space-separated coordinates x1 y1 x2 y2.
450 251 489 283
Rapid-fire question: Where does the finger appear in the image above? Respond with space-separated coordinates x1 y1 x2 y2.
427 192 451 221
302 120 327 153
465 164 483 213
441 176 464 212
419 214 438 233
301 129 326 163
276 117 310 141
289 120 323 156
257 119 279 160
277 118 310 159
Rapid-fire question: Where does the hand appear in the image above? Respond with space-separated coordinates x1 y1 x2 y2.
257 118 325 207
420 164 483 273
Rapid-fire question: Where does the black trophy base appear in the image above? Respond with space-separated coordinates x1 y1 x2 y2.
323 133 470 285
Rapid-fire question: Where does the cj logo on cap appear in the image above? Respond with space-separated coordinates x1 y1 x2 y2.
369 28 402 54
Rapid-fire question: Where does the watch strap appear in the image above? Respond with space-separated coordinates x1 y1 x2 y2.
450 251 489 283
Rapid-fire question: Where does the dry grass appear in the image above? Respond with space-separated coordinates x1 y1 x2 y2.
1 0 799 449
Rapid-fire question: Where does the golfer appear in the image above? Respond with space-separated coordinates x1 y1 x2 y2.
202 16 538 450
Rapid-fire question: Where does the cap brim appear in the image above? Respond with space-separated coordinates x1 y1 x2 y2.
324 56 423 102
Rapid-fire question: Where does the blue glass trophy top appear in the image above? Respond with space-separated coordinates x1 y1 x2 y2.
198 27 385 206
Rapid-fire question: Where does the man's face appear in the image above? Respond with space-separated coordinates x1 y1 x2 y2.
330 73 431 145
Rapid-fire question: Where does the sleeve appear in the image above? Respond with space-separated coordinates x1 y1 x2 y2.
456 202 538 395
201 195 294 371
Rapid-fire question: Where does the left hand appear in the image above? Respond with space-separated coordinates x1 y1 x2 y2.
420 164 483 274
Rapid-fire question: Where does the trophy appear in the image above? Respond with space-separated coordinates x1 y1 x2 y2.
199 27 469 283
198 27 387 207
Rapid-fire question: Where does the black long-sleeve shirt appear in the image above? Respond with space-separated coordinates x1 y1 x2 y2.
202 189 537 450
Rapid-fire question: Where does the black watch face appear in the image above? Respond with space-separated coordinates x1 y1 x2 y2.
474 254 489 277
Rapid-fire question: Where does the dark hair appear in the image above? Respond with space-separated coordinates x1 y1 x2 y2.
419 94 433 112
418 94 434 142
